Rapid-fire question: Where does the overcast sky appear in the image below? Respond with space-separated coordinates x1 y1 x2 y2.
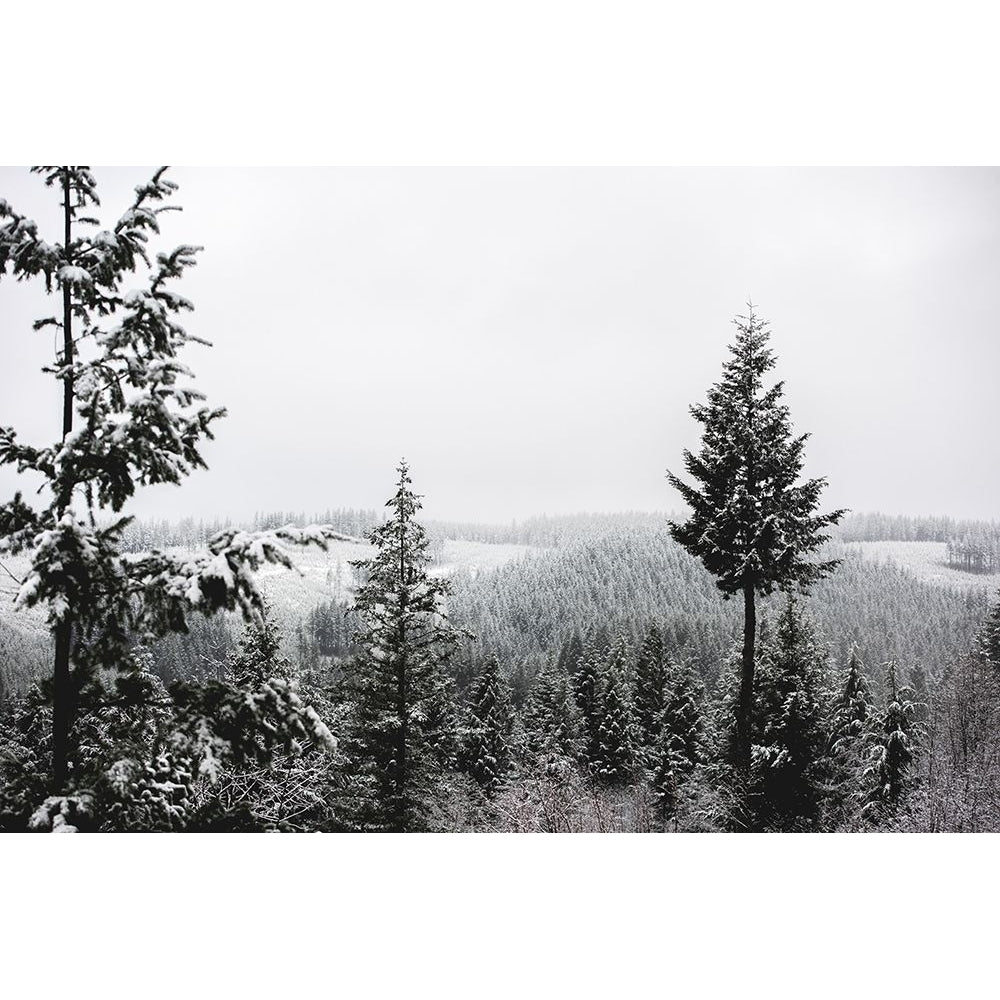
2 167 998 524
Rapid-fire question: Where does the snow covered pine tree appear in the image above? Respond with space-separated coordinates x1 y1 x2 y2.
668 305 845 779
463 655 515 795
0 167 346 830
751 596 831 830
595 635 636 785
348 460 471 831
828 645 876 805
632 624 667 767
863 660 918 822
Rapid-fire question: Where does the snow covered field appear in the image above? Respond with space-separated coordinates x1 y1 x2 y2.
844 540 1000 592
0 535 537 634
434 540 537 577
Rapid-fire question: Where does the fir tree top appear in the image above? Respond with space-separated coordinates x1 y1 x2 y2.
667 305 845 598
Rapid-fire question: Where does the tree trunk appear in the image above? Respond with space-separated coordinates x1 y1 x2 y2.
51 168 75 790
736 582 756 776
52 621 72 788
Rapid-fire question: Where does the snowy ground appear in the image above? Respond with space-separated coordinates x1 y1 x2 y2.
845 540 1000 592
434 540 537 578
260 537 536 617
0 536 537 669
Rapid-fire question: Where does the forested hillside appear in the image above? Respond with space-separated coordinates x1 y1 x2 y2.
3 510 988 702
452 523 988 695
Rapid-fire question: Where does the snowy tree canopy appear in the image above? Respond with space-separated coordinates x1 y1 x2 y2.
667 306 846 598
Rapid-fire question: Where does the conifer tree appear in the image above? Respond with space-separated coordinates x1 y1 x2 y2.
349 460 470 831
521 661 558 759
751 596 830 830
667 305 845 776
863 660 917 820
650 656 704 824
707 646 744 767
463 655 514 794
660 656 704 774
572 637 604 771
976 591 1000 671
824 646 876 823
556 631 584 676
0 167 342 808
633 624 667 764
829 646 874 757
909 662 930 727
595 635 636 785
227 601 292 690
522 659 583 767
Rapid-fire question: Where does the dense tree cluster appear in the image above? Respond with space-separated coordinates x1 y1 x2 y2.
946 529 1000 575
837 512 990 544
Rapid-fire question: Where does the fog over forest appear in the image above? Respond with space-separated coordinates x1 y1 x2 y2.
3 167 998 524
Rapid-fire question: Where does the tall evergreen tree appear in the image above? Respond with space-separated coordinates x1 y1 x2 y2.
556 631 584 677
825 646 876 823
667 305 845 776
650 656 704 824
572 636 604 771
463 655 514 794
751 596 830 830
595 635 636 785
522 659 583 767
863 660 916 820
0 167 340 812
227 601 292 690
829 646 874 757
660 656 704 774
633 624 667 764
908 662 930 727
349 460 470 831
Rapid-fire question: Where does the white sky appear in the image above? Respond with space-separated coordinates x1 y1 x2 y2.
2 166 998 524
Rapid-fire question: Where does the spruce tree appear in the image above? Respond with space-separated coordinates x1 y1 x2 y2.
825 646 876 823
572 637 604 771
349 460 470 831
650 656 704 824
227 602 292 690
667 305 845 776
751 596 830 830
908 662 930 727
521 660 559 760
863 660 916 820
0 167 341 809
522 659 583 768
463 655 514 794
595 635 636 785
556 631 584 676
829 646 874 757
661 656 704 774
633 624 667 764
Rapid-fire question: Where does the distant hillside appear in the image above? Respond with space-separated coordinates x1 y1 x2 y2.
2 510 993 699
449 523 989 693
836 511 1000 543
